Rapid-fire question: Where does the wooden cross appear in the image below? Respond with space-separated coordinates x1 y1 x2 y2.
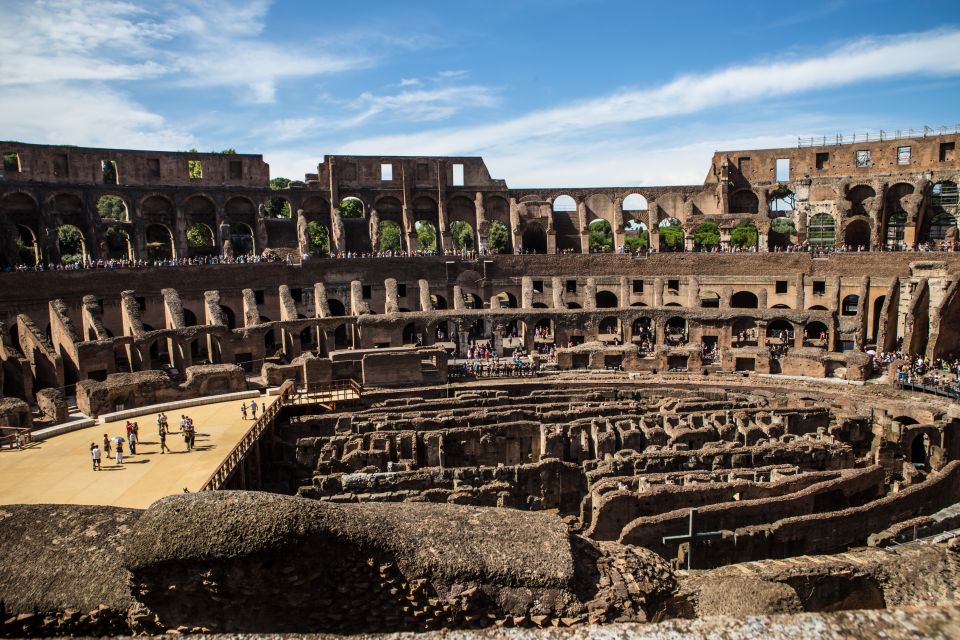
662 507 723 570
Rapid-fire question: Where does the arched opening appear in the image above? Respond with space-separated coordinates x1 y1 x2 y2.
588 218 613 253
624 219 649 252
266 195 291 219
665 317 687 345
430 294 448 310
730 221 758 249
534 318 554 342
306 220 330 257
522 223 547 253
219 304 237 330
595 290 618 308
693 221 720 251
339 197 365 218
566 302 582 309
733 317 758 346
632 317 653 351
182 308 198 327
487 220 511 254
841 294 860 316
300 326 317 350
598 317 621 339
327 299 346 317
186 222 215 256
843 219 871 249
885 212 907 250
16 225 40 265
804 321 829 347
495 291 518 309
622 193 648 212
462 292 481 309
808 213 836 247
552 194 576 213
911 433 930 467
415 220 438 252
729 190 759 214
768 188 796 213
145 224 175 261
847 185 876 217
96 195 127 221
450 220 475 251
229 223 255 256
768 215 796 250
378 220 403 253
924 212 957 243
332 324 349 349
731 291 759 309
766 319 794 346
57 224 87 263
771 303 791 309
658 218 684 252
871 296 885 343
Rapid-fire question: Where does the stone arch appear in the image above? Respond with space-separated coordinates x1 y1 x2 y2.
595 289 618 308
658 217 684 252
140 194 175 223
339 196 366 219
103 224 134 260
622 193 648 212
306 220 330 257
767 188 796 213
95 194 130 222
552 194 577 212
885 210 907 250
521 222 547 254
588 218 613 253
804 321 829 346
847 184 876 217
598 316 621 337
145 223 175 260
229 222 256 255
841 294 860 316
414 220 438 252
186 222 216 256
808 213 836 247
56 223 87 263
730 291 759 309
224 196 257 223
843 218 871 249
665 317 687 344
16 224 41 265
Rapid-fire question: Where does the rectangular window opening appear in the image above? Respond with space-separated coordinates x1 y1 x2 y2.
452 163 464 186
565 279 577 294
101 160 118 185
940 142 955 163
815 152 829 170
668 279 680 292
147 158 161 178
397 283 407 297
53 154 69 178
254 290 265 305
813 280 826 295
897 146 911 165
188 159 203 180
362 285 372 299
2 152 20 173
775 158 790 182
380 163 393 181
229 160 243 180
775 280 789 294
532 280 544 294
633 279 644 294
855 150 871 168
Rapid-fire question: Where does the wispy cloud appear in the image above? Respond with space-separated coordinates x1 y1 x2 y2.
339 29 960 157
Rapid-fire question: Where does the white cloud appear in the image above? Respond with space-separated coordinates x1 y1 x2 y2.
339 29 960 157
399 78 422 87
0 83 196 150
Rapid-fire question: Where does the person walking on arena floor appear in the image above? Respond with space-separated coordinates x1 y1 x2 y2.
90 443 101 471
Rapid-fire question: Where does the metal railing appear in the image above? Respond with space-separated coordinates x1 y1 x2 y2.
199 379 362 491
0 426 32 449
798 125 960 148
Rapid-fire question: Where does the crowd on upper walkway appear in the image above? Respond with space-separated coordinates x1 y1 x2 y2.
11 252 289 273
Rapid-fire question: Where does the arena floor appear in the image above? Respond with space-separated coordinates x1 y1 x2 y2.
0 397 269 508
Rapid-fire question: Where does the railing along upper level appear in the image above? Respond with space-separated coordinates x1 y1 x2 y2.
798 125 960 148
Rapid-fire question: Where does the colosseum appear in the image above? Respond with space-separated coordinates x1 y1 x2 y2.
2 133 960 638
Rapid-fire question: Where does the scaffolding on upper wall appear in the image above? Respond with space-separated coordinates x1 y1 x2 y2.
798 125 960 148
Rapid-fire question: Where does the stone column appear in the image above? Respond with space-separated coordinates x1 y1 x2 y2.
584 278 597 310
384 278 399 314
489 294 502 310
521 276 534 309
475 192 487 253
613 200 625 251
419 279 432 311
296 209 309 258
350 280 365 316
241 289 260 327
578 201 590 254
795 274 806 310
313 283 330 318
452 285 464 310
509 197 522 254
619 276 630 308
687 276 700 308
758 288 768 309
830 276 842 313
552 277 564 309
653 277 664 307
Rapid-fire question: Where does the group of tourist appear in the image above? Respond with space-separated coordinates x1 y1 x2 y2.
240 399 266 421
464 357 540 378
12 252 288 273
88 411 200 470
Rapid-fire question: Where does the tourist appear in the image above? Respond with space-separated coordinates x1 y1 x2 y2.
241 403 247 420
250 400 258 419
261 401 266 416
130 422 139 455
159 423 170 454
102 433 111 459
115 439 124 465
90 443 101 471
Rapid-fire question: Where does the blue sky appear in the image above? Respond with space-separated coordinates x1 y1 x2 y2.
2 0 960 186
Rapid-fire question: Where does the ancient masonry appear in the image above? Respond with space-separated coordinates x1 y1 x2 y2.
2 134 960 637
